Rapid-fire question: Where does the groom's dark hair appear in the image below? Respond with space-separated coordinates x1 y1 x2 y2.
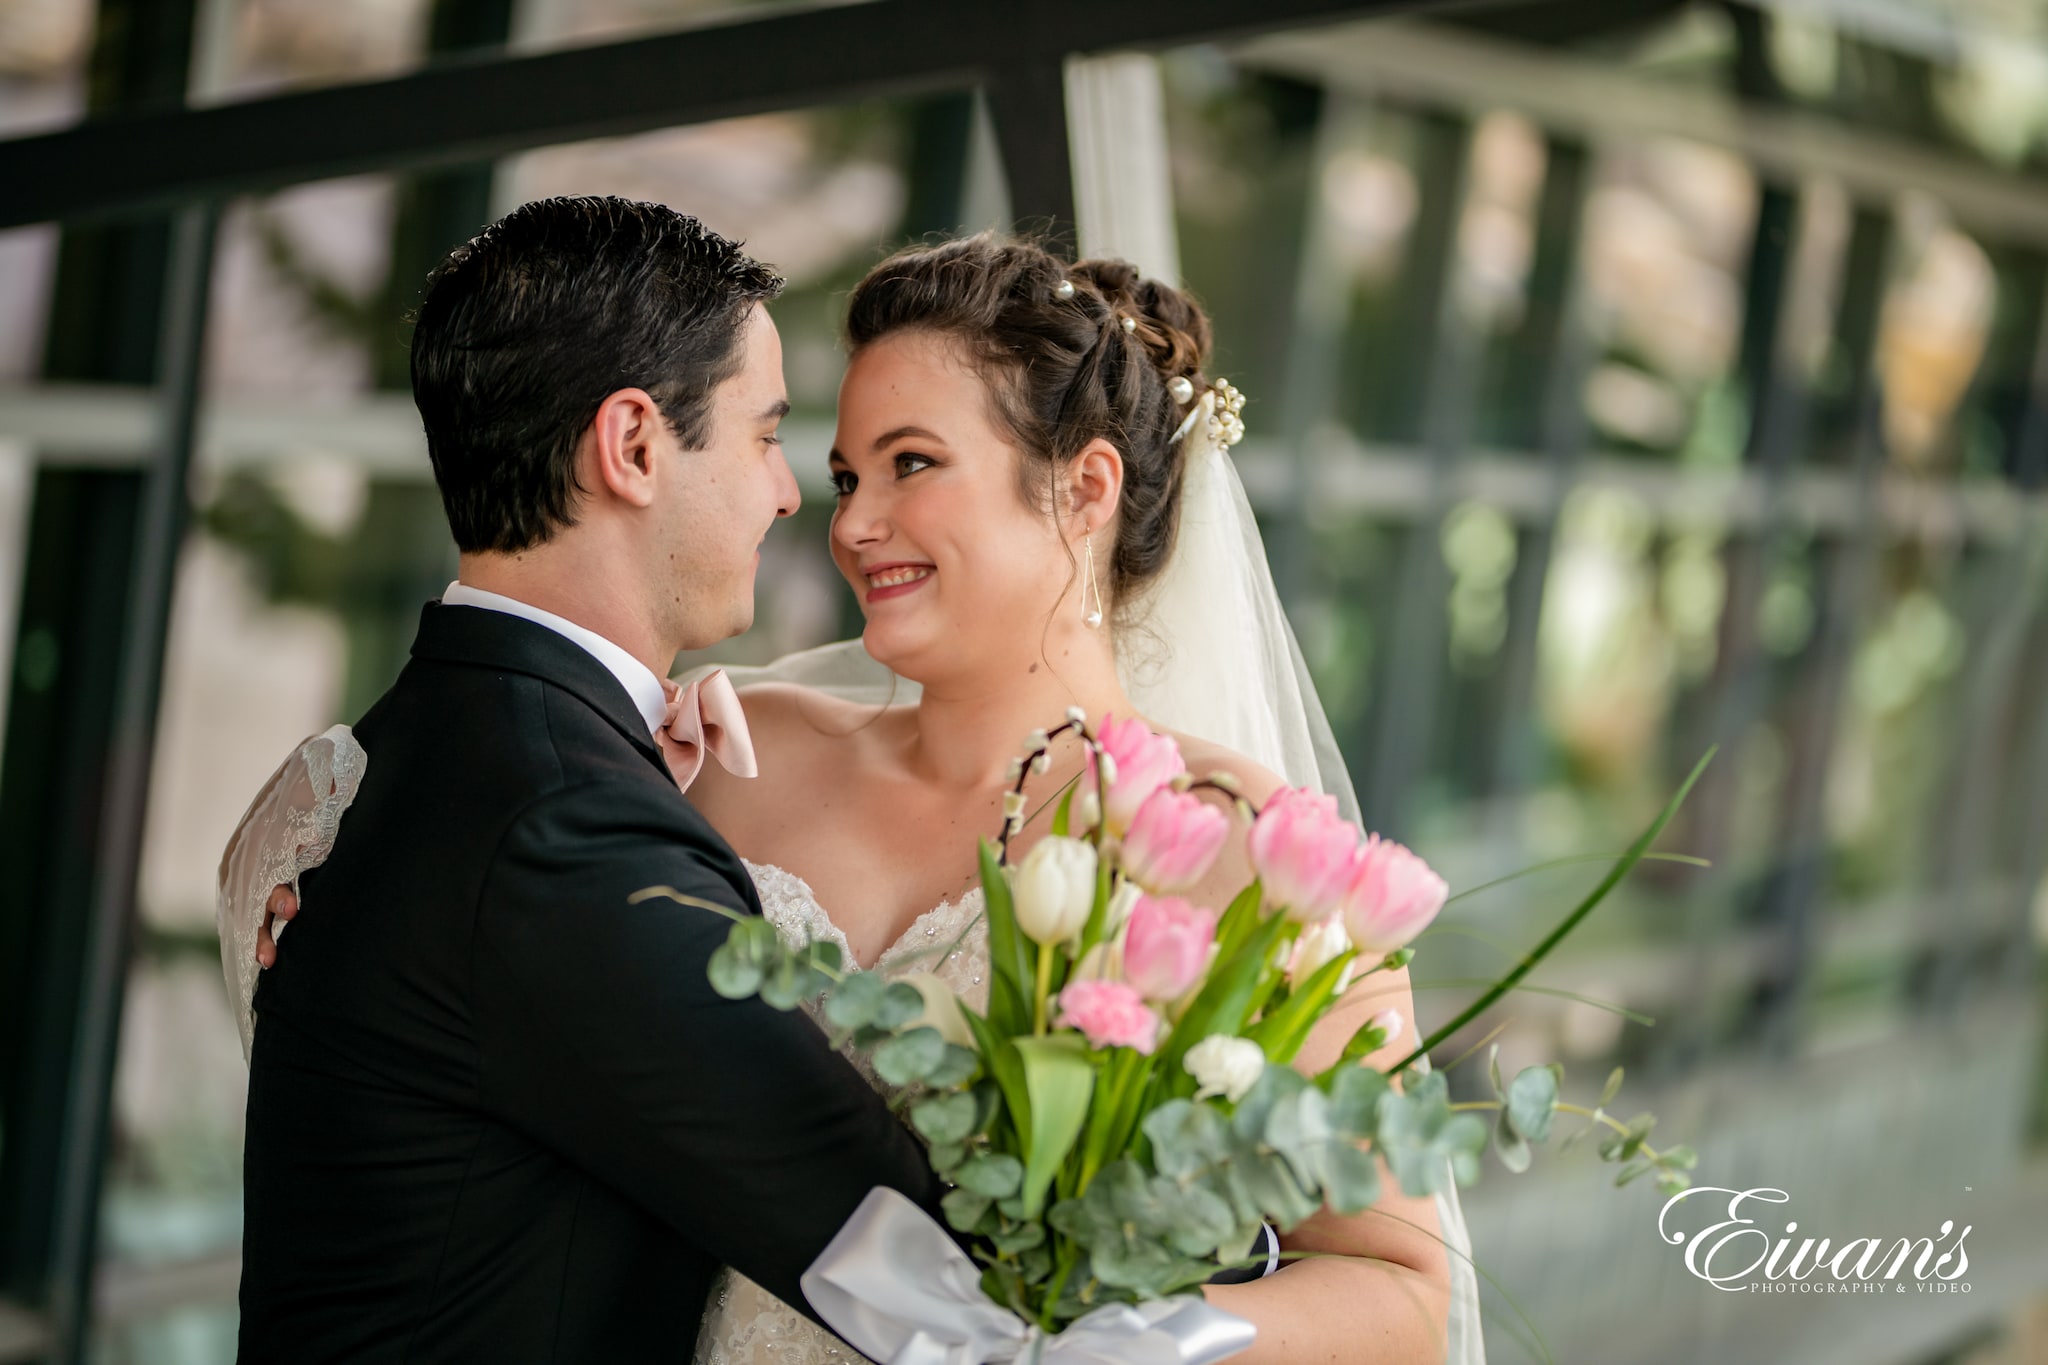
410 196 785 553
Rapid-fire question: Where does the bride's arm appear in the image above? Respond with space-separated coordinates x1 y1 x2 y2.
1177 748 1453 1363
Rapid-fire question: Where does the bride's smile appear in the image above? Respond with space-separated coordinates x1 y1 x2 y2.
858 561 934 598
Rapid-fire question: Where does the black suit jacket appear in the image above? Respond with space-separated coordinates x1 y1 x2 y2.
238 603 941 1362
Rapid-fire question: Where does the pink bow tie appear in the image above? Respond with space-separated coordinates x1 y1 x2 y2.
657 669 758 792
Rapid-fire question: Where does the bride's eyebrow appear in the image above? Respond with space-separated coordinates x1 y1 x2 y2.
869 424 946 451
827 425 948 466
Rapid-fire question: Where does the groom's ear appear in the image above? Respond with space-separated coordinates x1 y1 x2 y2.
1066 438 1124 535
584 387 665 510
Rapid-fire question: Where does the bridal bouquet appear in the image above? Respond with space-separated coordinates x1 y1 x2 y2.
648 713 1706 1360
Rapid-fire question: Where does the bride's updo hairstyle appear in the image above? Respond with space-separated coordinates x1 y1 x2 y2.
843 233 1213 613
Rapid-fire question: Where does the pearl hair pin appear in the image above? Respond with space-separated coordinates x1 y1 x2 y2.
1054 279 1076 300
1167 375 1195 404
1120 315 1137 333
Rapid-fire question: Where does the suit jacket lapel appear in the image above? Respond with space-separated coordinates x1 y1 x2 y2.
408 601 673 783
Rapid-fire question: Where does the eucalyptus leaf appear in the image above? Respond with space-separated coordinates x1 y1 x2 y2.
991 1221 1047 1255
956 1153 1025 1199
824 972 886 1031
911 1092 978 1145
1378 1069 1482 1197
927 1142 967 1174
1600 1066 1624 1108
1326 1065 1392 1139
1493 1109 1532 1174
1505 1064 1561 1143
876 981 928 1031
1319 1142 1382 1214
706 941 763 999
926 1044 981 1090
941 1188 992 1231
759 955 815 1010
874 1027 947 1086
1143 1100 1233 1179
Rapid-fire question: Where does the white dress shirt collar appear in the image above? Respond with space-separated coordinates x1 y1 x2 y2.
440 580 668 736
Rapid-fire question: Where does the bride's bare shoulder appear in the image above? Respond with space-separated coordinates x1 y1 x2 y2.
734 682 901 747
1163 730 1289 807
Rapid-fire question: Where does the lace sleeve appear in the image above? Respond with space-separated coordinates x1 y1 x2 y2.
215 724 366 1062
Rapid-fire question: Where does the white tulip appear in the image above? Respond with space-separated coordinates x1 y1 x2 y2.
1011 836 1098 945
898 971 974 1049
1367 1007 1403 1047
1287 916 1356 993
1184 1034 1266 1104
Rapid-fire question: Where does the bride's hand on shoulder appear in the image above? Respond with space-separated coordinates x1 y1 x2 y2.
256 885 298 968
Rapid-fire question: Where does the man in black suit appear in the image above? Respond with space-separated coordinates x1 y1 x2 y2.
237 197 938 1361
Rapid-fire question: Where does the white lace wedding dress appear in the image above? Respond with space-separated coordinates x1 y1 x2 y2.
693 862 990 1365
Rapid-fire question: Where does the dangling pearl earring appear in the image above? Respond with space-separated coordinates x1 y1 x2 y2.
1082 531 1104 628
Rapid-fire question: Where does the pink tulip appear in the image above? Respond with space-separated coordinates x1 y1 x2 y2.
1340 835 1449 953
1120 788 1230 894
1121 895 1219 1002
1080 714 1185 836
1056 979 1161 1053
1246 786 1359 922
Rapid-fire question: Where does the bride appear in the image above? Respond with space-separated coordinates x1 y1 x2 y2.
224 233 1484 1364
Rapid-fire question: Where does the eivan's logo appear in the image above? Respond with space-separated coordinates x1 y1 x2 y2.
1659 1187 1971 1294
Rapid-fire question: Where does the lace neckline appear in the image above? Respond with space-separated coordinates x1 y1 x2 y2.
742 858 984 974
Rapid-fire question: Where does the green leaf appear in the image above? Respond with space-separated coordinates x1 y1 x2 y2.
875 981 928 1031
927 1142 967 1174
1493 1109 1532 1174
980 839 1033 1036
873 1027 947 1086
808 939 843 976
706 940 764 999
1051 782 1075 837
1142 1100 1233 1180
991 1221 1046 1255
956 1153 1025 1199
1156 910 1292 1096
942 1188 993 1231
1014 1034 1096 1220
824 972 886 1030
1319 1141 1382 1214
1325 1065 1392 1138
963 1010 1029 1147
926 1044 981 1090
911 1092 979 1146
1211 881 1266 964
1504 1064 1561 1143
1597 1113 1656 1164
1600 1066 1625 1108
1247 948 1357 1064
1378 1070 1488 1197
1656 1144 1698 1172
759 954 816 1010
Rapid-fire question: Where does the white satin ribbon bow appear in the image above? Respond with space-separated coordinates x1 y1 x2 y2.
802 1188 1257 1365
657 668 758 792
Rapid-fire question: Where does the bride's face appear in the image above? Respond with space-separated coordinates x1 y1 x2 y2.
829 330 1082 680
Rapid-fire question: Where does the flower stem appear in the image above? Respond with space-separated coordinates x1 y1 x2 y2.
1452 1099 1672 1163
1034 939 1053 1035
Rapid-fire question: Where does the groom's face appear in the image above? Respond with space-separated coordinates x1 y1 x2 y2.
656 304 800 650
